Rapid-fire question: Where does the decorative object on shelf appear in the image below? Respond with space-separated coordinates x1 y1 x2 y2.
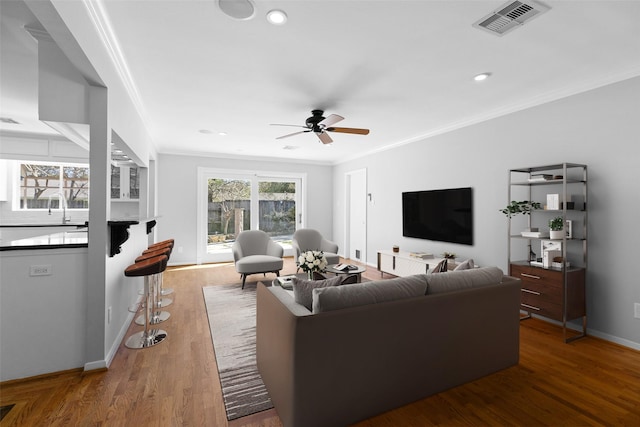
546 194 560 210
409 252 433 259
499 200 542 217
549 216 564 239
443 252 456 268
297 250 328 280
565 219 573 238
392 245 399 253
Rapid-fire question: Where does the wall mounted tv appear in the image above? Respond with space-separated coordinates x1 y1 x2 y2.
402 187 473 245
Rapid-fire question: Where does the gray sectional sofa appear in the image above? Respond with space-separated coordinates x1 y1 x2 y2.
256 267 521 427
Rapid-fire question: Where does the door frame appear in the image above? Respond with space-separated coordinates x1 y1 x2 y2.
344 168 367 263
196 167 306 264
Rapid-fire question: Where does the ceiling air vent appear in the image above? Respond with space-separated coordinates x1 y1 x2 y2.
473 0 550 36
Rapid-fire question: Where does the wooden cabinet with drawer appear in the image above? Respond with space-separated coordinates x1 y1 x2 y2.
510 262 586 323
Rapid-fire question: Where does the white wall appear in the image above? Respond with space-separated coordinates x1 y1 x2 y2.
157 154 334 265
333 76 640 349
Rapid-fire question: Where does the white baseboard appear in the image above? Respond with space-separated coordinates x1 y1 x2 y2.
84 297 140 372
586 328 640 351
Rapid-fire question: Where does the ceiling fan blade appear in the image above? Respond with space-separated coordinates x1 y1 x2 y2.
326 127 370 135
276 130 310 140
316 132 333 144
270 123 308 128
319 114 344 128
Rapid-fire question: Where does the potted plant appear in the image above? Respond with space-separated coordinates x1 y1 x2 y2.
499 200 541 218
549 216 564 239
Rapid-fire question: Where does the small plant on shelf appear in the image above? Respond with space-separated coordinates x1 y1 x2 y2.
442 252 456 260
549 216 565 239
549 216 564 231
499 200 541 218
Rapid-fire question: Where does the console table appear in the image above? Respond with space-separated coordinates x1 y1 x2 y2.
377 250 443 277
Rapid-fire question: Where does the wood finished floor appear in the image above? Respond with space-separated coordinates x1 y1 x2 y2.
1 257 640 426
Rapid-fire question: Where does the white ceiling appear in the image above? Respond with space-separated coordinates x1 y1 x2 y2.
2 0 640 164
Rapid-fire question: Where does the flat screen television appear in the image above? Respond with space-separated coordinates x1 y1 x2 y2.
402 187 473 245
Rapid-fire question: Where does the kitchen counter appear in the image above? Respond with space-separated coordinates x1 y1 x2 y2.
0 217 157 254
0 230 88 251
0 223 88 228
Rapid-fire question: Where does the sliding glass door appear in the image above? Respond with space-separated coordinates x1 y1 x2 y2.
197 168 304 264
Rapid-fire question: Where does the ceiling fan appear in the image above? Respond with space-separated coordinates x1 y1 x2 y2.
272 110 370 144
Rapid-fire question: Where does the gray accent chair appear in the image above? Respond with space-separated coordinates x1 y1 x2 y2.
292 229 339 270
232 230 283 289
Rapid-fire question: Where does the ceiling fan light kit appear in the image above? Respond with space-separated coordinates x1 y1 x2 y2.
272 110 370 145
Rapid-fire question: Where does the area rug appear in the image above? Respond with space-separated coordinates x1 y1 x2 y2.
202 282 273 421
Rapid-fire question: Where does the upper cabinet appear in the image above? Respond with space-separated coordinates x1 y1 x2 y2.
111 165 139 201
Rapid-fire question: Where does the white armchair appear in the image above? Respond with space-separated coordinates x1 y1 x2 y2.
292 229 340 271
232 230 284 289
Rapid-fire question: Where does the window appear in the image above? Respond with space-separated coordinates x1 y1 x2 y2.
19 162 89 210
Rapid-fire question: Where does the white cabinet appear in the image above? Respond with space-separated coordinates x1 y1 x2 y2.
111 165 139 200
377 250 437 277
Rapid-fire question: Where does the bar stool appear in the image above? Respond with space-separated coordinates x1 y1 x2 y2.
132 248 171 326
136 247 173 309
124 254 168 349
143 242 175 297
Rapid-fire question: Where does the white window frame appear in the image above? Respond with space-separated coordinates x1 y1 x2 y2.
196 167 307 264
14 160 90 211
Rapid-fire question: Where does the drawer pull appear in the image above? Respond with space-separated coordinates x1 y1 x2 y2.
522 303 540 311
521 273 541 280
522 288 541 296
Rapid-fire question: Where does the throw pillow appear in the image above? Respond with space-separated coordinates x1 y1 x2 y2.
292 275 342 310
454 258 474 271
432 259 448 273
312 275 429 314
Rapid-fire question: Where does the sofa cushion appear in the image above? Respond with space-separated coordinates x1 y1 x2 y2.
426 266 503 295
432 259 448 273
454 258 474 271
312 275 428 313
292 275 342 310
235 254 283 273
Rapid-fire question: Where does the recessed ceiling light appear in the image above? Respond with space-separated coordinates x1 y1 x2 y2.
474 72 492 82
218 132 228 136
267 9 287 25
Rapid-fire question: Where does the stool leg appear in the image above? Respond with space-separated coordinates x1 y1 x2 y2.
136 273 169 325
126 275 167 349
159 270 174 296
154 271 173 308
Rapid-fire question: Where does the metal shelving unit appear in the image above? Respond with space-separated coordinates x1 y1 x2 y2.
507 163 587 343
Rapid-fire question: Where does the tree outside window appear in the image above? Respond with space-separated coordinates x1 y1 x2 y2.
20 162 89 209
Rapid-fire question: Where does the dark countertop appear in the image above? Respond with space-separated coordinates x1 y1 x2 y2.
0 217 158 252
0 223 88 228
0 230 88 251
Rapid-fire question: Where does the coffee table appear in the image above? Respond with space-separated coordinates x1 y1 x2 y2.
325 264 366 283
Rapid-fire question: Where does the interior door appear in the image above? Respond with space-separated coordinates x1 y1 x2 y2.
346 169 367 262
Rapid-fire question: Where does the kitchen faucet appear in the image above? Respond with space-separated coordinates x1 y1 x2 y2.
48 192 70 224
